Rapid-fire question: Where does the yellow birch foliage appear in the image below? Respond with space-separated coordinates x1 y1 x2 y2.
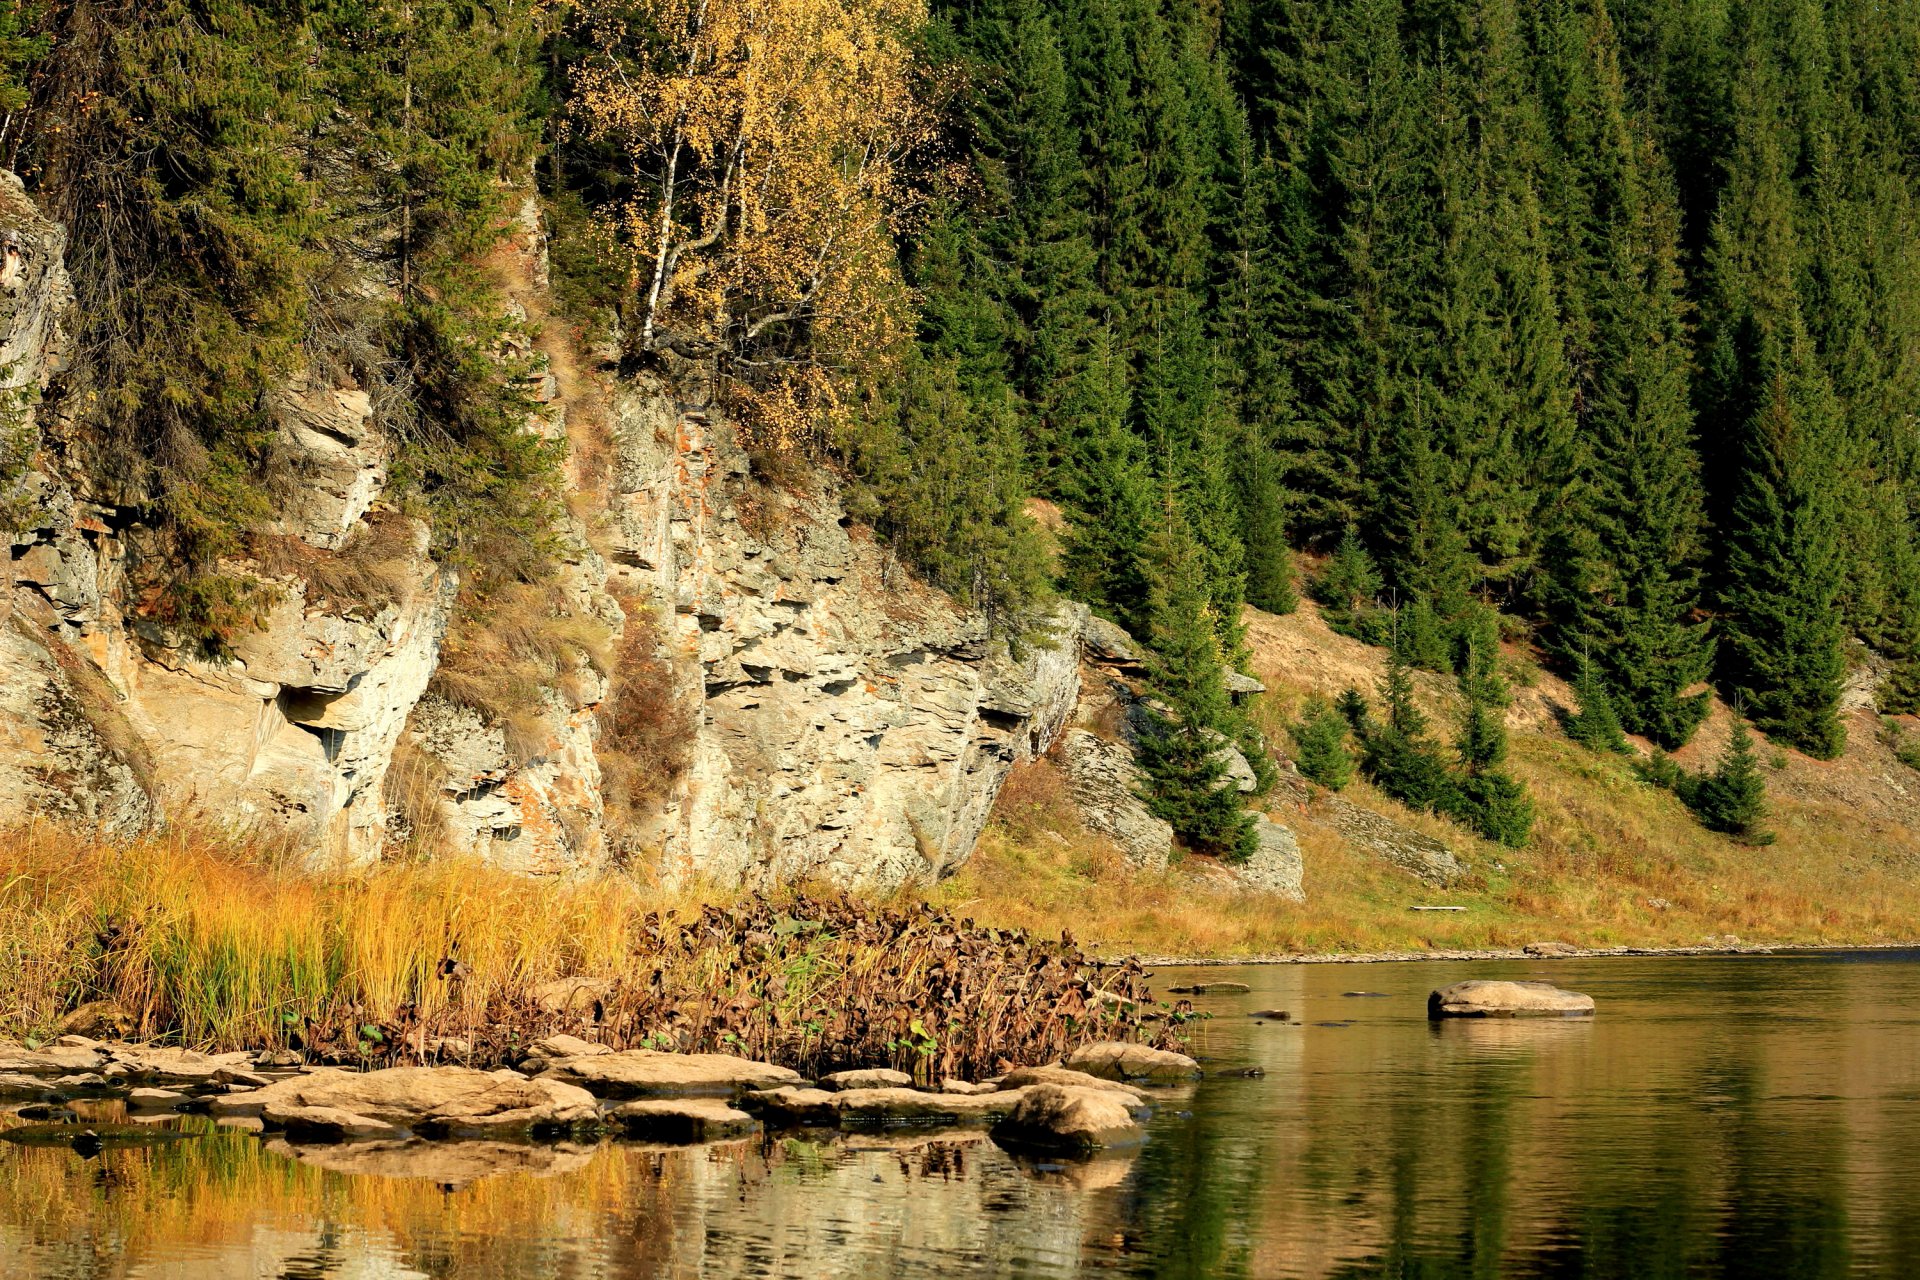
568 0 931 450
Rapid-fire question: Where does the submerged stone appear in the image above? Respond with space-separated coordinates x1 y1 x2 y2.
610 1098 760 1142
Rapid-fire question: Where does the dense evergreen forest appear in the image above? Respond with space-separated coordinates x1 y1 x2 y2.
6 0 1919 858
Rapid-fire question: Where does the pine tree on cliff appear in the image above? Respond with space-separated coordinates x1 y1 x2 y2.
1135 502 1258 862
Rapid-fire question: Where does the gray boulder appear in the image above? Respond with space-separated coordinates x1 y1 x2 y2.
1232 816 1305 900
1057 729 1174 869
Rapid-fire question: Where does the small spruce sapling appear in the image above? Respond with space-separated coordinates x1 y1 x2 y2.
1290 697 1354 790
1566 651 1632 754
1689 717 1775 844
1313 528 1384 640
1449 625 1534 847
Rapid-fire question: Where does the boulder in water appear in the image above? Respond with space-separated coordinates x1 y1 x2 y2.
992 1084 1144 1153
1428 980 1595 1019
1064 1042 1201 1083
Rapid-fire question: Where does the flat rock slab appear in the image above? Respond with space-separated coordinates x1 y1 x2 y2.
534 1034 613 1058
610 1098 760 1143
109 1046 256 1084
0 1047 107 1076
244 1067 600 1140
996 1065 1149 1111
992 1084 1144 1154
819 1068 913 1091
540 1050 802 1100
940 1078 996 1095
127 1087 190 1110
746 1085 1031 1129
1064 1042 1202 1083
1429 980 1596 1019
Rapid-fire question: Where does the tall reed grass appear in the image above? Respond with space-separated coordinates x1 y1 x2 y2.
0 826 1175 1079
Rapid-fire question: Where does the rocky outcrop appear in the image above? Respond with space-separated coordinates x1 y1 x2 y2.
1234 815 1305 900
1276 765 1464 886
0 174 1127 889
1057 728 1173 869
604 379 1085 890
1428 980 1596 1019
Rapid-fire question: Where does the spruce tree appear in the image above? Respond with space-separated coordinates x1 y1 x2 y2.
1695 15 1850 759
1535 0 1713 750
1689 717 1776 844
1313 528 1384 639
1134 504 1259 862
1449 622 1534 847
1566 652 1632 754
1057 327 1157 634
1360 629 1457 813
1290 696 1354 790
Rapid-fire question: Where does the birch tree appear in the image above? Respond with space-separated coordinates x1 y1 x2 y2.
567 0 932 447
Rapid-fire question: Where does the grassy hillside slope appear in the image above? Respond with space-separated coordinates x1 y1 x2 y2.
935 602 1920 958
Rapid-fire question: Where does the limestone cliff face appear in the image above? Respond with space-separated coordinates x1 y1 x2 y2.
0 177 1082 889
602 380 1083 890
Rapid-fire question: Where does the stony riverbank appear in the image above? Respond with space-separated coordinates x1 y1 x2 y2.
1134 940 1920 966
0 1033 1206 1160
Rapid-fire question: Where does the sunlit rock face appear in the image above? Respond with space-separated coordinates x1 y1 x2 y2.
607 378 1085 890
0 176 1082 887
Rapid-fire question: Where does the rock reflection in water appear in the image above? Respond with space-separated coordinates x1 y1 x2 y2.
3 952 1919 1278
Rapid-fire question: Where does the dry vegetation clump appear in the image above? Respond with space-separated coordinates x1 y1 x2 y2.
597 590 696 836
242 513 421 617
0 829 1181 1080
429 579 613 762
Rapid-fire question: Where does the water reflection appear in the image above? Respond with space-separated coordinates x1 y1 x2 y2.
2 952 1917 1278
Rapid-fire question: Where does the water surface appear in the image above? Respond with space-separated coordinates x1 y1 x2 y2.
5 951 1918 1278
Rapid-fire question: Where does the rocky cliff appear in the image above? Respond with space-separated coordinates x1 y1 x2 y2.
0 177 1089 890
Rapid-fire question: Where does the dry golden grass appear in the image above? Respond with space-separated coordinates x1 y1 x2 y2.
0 824 1173 1079
931 720 1920 959
429 578 613 762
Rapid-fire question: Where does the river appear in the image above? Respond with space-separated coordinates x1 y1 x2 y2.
5 951 1918 1278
